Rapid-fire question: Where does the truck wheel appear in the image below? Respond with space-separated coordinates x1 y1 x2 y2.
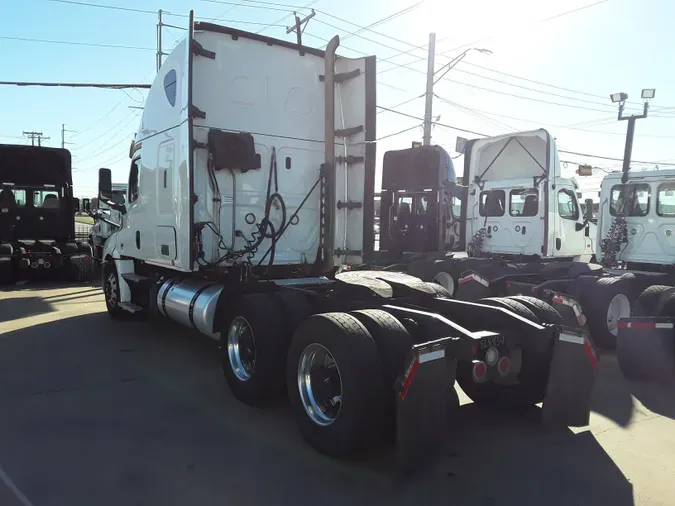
287 312 388 459
423 281 452 298
582 277 633 350
102 262 130 320
457 297 554 410
508 296 564 325
636 285 675 316
221 293 287 406
350 309 414 386
477 297 538 322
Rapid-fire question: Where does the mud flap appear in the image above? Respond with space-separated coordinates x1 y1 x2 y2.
0 255 12 283
393 337 468 480
68 253 95 281
455 270 493 301
542 327 597 428
543 290 592 340
504 281 537 296
616 317 675 382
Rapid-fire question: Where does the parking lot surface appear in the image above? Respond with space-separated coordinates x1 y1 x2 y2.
1 282 674 506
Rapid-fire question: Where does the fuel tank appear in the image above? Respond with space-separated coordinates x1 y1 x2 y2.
156 277 224 339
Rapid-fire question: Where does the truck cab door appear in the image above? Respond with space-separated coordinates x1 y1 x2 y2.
553 184 591 259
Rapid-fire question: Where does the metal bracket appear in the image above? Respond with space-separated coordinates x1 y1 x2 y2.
190 104 206 119
337 200 362 210
319 68 361 83
335 249 362 256
336 155 365 165
191 39 216 59
335 125 363 138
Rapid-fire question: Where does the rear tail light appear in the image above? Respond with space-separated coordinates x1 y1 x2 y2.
497 356 511 376
472 361 488 382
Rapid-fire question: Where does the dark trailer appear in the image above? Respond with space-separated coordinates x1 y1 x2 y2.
0 144 94 283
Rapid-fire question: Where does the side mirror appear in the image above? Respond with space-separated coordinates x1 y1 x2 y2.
82 198 91 212
585 198 594 221
98 168 112 197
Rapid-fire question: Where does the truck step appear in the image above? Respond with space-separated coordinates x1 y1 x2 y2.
121 273 149 284
118 301 144 314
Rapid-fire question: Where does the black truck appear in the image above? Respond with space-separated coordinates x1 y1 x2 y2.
0 144 94 283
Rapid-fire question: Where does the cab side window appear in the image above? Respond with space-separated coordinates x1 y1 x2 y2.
128 158 140 204
558 189 579 220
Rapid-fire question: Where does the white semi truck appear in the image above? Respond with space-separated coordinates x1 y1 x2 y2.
382 130 670 350
87 183 127 262
95 13 597 471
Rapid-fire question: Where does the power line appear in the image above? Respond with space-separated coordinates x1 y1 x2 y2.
40 0 287 25
256 0 321 34
434 96 675 139
0 35 155 51
377 106 675 166
0 81 151 89
375 106 487 137
376 124 422 141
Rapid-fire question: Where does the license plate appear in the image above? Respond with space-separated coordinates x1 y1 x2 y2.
480 334 505 350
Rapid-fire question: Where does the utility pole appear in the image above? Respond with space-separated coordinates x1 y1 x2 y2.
157 9 164 72
422 35 492 146
286 10 316 48
61 124 76 149
610 89 655 183
422 33 436 146
22 131 50 147
156 9 186 72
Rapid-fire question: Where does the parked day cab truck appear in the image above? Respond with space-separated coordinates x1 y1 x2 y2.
378 131 668 351
0 144 94 283
96 13 597 473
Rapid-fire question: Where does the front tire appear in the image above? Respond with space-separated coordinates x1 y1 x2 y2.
102 262 129 319
220 293 287 406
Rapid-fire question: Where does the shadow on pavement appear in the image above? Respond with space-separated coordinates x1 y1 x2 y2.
590 353 635 428
0 296 55 323
629 380 675 420
0 312 635 506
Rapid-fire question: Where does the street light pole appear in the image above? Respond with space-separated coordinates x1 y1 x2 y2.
610 89 655 183
422 39 492 146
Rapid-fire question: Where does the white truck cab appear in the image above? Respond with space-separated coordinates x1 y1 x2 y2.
101 19 375 277
459 128 596 261
89 183 127 260
597 169 675 267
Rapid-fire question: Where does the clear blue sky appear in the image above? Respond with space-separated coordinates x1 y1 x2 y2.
2 0 674 198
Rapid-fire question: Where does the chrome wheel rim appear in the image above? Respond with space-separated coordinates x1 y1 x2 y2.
227 316 256 382
105 272 118 307
607 293 631 336
297 343 343 427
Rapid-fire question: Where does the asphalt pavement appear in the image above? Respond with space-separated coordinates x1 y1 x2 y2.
0 281 674 506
